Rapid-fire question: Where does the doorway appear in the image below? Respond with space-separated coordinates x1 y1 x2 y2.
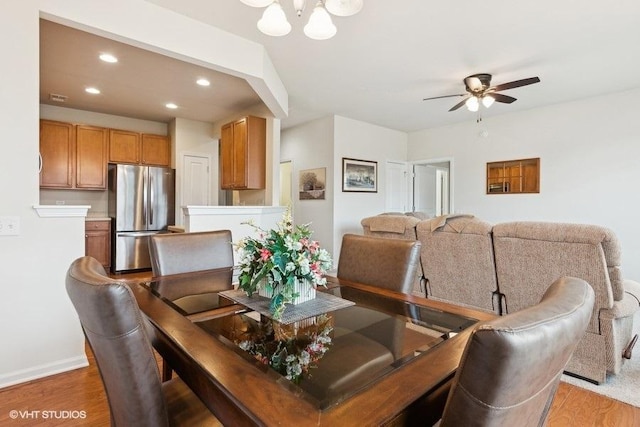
279 161 293 210
385 159 453 217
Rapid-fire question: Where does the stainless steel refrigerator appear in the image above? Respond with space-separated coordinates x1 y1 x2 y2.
108 164 175 273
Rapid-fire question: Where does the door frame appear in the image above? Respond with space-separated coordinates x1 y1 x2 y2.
410 156 454 215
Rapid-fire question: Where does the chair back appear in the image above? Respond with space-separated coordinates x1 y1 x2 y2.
361 214 420 240
337 233 421 294
416 215 499 312
66 256 169 427
149 230 233 276
440 276 594 427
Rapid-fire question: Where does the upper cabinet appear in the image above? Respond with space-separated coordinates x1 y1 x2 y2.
109 130 171 167
220 116 266 190
40 120 108 190
40 120 75 189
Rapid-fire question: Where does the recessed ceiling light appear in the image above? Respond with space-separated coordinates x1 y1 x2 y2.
99 53 118 63
196 78 210 87
85 87 101 94
165 103 178 109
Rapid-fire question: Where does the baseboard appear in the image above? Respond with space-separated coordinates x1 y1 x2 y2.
0 355 89 389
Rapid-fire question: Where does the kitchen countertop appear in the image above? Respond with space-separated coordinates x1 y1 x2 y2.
85 217 111 221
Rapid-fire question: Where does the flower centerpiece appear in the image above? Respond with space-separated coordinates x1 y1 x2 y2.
236 209 332 319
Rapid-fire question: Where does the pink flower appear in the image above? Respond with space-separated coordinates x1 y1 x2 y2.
259 248 271 261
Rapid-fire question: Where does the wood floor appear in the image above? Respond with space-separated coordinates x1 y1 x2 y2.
0 343 638 426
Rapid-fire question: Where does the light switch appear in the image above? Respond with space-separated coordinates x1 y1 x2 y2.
0 216 20 236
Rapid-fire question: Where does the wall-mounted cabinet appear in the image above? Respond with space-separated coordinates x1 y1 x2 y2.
39 120 108 190
220 116 266 190
487 158 540 194
109 130 170 167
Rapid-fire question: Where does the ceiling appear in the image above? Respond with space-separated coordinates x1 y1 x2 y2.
42 1 640 132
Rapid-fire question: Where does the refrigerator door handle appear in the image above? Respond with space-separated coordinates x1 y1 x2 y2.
116 231 160 237
149 172 154 226
142 168 148 226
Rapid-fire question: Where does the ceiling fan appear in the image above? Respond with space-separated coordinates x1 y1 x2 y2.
423 73 541 113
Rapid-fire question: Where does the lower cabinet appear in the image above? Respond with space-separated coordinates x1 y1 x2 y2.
85 220 111 270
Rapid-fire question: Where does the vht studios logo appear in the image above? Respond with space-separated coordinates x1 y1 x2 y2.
9 410 87 420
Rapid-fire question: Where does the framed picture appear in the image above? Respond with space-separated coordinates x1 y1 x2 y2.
299 167 326 200
342 158 377 192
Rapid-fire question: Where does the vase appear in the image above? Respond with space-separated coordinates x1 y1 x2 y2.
258 278 316 305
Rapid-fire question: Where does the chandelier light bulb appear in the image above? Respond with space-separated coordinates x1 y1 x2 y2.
304 2 337 40
325 0 363 16
482 95 495 108
240 0 273 7
257 1 292 36
466 96 479 112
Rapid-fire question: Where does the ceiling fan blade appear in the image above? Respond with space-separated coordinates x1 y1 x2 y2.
449 97 469 112
490 93 517 104
423 94 465 101
492 77 540 92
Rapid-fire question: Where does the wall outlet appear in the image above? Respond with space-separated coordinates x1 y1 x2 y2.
0 216 20 236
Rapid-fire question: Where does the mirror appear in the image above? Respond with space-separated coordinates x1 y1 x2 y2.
487 158 539 194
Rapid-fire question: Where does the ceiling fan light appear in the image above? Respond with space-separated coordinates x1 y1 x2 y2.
466 96 479 112
257 1 291 36
482 95 495 108
325 0 363 16
240 0 274 7
304 3 337 40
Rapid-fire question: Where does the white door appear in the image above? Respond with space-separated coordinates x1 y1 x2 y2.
181 153 211 224
385 161 410 212
413 164 437 216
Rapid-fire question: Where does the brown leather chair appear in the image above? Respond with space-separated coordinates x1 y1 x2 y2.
419 277 594 427
149 230 234 276
337 233 421 294
66 256 221 427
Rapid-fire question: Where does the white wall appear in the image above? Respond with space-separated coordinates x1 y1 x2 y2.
281 116 335 261
333 116 408 260
0 0 285 388
282 115 409 265
408 88 640 279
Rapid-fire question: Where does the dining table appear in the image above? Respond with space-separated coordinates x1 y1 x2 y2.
130 268 495 426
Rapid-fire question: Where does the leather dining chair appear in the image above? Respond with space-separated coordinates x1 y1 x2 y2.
66 256 221 427
149 230 234 277
337 233 421 294
149 230 234 380
409 276 595 427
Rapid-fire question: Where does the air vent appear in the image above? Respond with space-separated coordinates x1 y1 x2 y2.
49 93 68 103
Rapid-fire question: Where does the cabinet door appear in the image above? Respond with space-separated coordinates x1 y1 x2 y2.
109 129 140 164
141 134 170 166
85 221 111 269
76 125 108 189
244 116 266 189
220 122 235 189
40 120 75 188
232 118 248 188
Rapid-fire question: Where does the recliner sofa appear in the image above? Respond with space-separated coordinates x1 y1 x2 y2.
361 213 640 383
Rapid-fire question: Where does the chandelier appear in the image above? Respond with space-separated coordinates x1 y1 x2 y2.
240 0 363 40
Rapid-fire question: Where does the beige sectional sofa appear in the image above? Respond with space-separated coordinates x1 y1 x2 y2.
361 213 640 384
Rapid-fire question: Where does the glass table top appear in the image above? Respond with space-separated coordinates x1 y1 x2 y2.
195 285 478 410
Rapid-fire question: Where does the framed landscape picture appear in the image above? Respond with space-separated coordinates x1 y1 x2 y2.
342 158 377 192
299 167 326 200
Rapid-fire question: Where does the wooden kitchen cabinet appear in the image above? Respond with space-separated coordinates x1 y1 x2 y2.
76 125 108 189
109 129 140 164
40 120 75 189
40 120 108 190
141 133 170 166
109 129 171 167
220 116 266 190
85 220 111 269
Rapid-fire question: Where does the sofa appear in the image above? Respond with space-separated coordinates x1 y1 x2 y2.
361 213 640 384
